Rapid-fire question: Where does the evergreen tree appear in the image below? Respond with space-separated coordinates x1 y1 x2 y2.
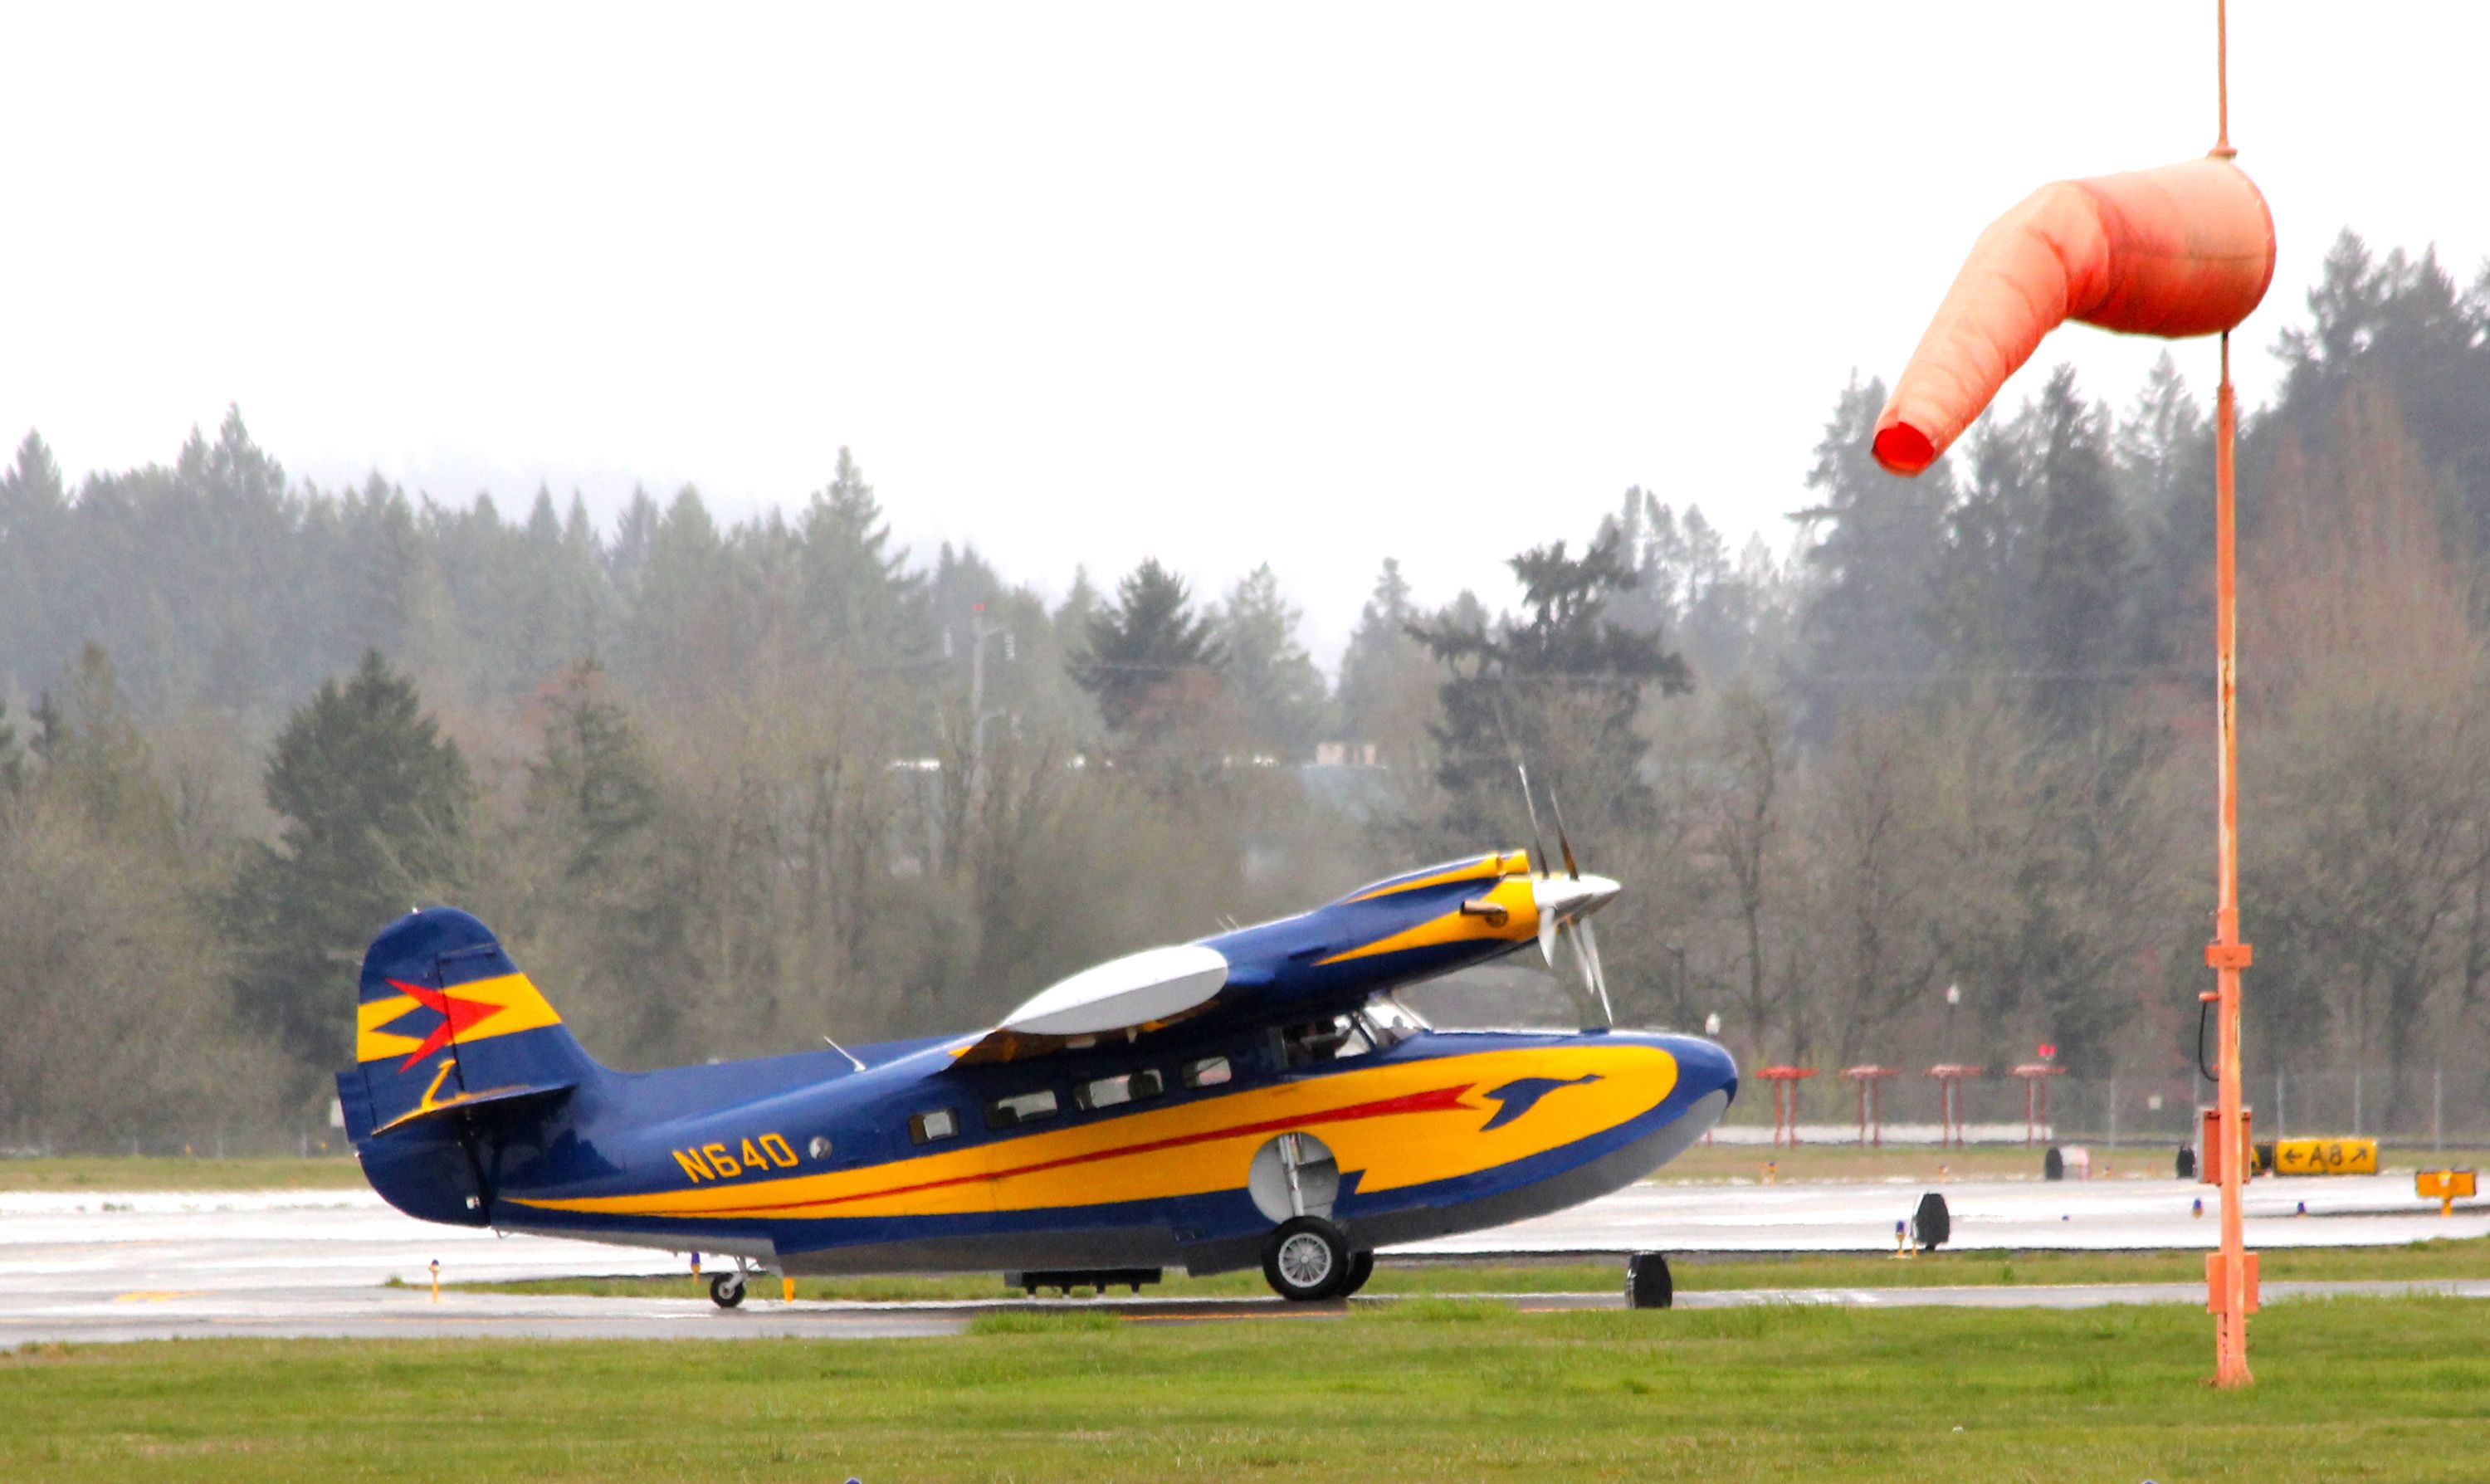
800 447 924 661
519 661 690 1059
0 699 22 796
1215 564 1331 760
0 431 69 697
1791 375 1953 727
30 643 177 850
2025 366 2133 726
231 651 473 1075
1072 559 1224 735
2115 354 2214 664
1412 529 1690 846
1337 557 1437 759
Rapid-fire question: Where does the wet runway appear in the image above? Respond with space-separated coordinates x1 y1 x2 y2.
1394 1169 2490 1255
4 1174 2481 1344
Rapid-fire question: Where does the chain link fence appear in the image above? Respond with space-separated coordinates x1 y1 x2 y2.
1711 1064 2490 1151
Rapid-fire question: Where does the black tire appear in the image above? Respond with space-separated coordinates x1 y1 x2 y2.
2176 1145 2198 1180
1627 1252 1672 1310
709 1271 746 1309
1261 1216 1351 1301
1338 1250 1376 1298
2043 1146 2065 1182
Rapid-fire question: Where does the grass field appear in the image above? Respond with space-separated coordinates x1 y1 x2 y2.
448 1233 2490 1304
7 1297 2489 1480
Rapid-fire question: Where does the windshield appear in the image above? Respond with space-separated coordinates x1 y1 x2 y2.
1360 994 1428 1048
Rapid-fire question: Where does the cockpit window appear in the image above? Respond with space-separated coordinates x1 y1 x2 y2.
1361 995 1428 1049
1282 1013 1374 1069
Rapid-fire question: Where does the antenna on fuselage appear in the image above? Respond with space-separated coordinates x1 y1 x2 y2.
820 1034 867 1073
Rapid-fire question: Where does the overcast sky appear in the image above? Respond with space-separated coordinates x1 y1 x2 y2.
7 3 2484 668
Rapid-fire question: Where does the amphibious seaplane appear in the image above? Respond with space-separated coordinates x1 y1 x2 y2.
340 833 1739 1305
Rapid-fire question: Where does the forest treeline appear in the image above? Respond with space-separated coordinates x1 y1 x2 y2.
4 230 2489 1145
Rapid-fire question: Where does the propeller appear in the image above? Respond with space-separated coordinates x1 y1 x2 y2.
1516 766 1619 1030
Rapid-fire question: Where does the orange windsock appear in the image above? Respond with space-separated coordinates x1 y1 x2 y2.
1871 156 2275 476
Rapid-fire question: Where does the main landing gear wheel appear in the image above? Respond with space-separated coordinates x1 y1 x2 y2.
1262 1215 1352 1302
708 1271 747 1309
1338 1250 1375 1299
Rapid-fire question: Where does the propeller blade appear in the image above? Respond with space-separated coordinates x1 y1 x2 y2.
1538 900 1560 968
1546 786 1580 881
1516 763 1550 879
1578 915 1615 1029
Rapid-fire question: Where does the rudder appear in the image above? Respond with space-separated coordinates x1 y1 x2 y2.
339 907 601 1223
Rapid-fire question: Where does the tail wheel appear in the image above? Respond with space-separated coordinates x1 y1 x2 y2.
1338 1250 1376 1299
1262 1216 1351 1301
708 1271 747 1309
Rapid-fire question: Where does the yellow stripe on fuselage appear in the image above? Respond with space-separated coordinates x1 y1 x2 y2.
501 1042 1677 1223
1345 852 1527 902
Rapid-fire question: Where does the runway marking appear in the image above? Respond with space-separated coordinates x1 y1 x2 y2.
111 1291 203 1303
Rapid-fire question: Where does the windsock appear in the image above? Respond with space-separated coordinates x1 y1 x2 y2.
1872 156 2275 476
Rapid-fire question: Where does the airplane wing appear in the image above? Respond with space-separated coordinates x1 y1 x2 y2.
950 945 1237 1067
946 850 1611 1067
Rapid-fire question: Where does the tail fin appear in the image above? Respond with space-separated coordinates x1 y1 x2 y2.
337 908 601 1223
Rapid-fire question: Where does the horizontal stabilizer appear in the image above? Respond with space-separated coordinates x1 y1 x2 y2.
372 1077 576 1135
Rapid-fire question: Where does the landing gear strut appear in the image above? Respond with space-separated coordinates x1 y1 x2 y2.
1261 1215 1353 1301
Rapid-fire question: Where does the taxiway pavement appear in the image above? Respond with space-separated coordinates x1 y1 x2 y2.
4 1174 2481 1344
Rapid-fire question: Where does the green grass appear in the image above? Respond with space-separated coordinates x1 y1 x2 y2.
0 1155 365 1192
452 1234 2490 1303
7 1297 2490 1479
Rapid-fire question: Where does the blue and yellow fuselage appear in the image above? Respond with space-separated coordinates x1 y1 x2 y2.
339 852 1740 1277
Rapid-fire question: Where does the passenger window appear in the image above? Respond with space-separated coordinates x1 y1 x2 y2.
1181 1056 1232 1088
908 1109 959 1145
984 1088 1061 1130
1075 1068 1165 1111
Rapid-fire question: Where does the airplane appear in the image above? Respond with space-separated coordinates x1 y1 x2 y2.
339 838 1740 1306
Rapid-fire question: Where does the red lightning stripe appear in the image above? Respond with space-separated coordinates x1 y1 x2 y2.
386 978 510 1072
695 1081 1477 1219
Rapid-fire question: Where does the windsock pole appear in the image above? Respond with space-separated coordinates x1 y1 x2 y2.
2205 0 2257 1389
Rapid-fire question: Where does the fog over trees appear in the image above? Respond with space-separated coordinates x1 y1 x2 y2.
5 229 2490 1145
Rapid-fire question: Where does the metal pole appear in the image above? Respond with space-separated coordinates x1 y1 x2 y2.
2434 1066 2443 1153
2353 1071 2362 1137
2208 315 2255 1388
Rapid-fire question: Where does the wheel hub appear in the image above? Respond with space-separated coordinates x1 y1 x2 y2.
1277 1231 1334 1289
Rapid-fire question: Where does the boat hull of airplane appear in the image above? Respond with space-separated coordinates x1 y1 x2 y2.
482 1032 1737 1278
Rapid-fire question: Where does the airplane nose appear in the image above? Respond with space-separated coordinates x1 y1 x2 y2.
1531 872 1622 921
1669 1035 1740 1108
